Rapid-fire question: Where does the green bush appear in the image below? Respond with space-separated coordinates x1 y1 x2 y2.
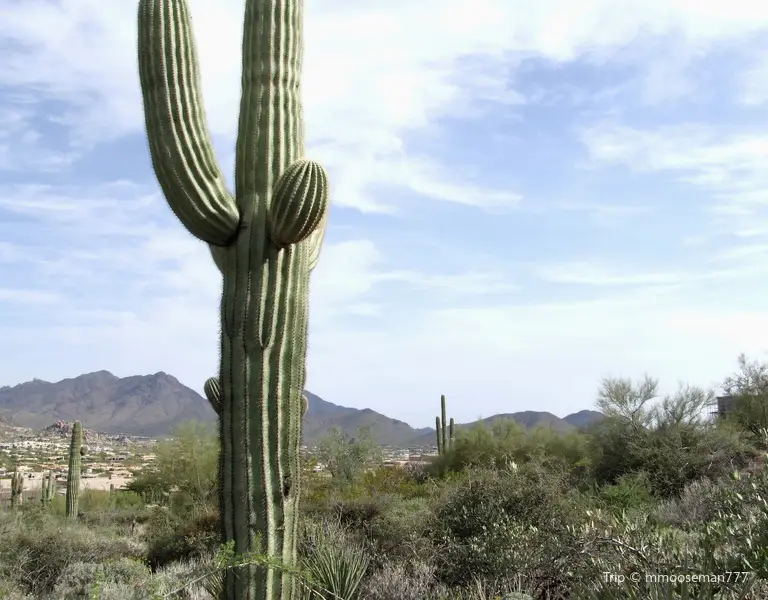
52 557 151 599
0 521 144 596
367 496 434 564
597 471 655 515
430 463 580 593
146 507 221 571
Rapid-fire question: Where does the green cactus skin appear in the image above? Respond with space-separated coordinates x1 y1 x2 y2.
10 471 23 509
441 395 448 452
41 470 55 506
436 395 455 457
137 1 329 598
204 377 222 416
65 421 82 519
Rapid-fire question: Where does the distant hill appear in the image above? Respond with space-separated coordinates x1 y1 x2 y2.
0 372 604 445
0 372 432 444
0 371 215 437
407 409 606 447
563 410 606 429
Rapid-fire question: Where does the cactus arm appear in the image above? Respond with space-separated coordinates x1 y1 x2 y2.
449 417 455 450
137 0 240 245
436 416 442 455
204 377 222 415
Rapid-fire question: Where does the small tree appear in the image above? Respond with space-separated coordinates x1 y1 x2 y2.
129 421 218 511
591 376 750 496
316 426 382 485
723 354 768 440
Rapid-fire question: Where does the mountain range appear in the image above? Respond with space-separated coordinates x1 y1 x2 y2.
0 371 604 446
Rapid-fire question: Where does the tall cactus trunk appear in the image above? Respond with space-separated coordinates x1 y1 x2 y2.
66 421 82 519
10 472 23 509
436 395 454 457
138 1 329 599
41 470 55 506
441 395 448 453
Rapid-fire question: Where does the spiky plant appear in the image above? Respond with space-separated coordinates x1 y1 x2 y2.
301 520 370 600
10 471 23 509
137 0 329 598
436 395 455 457
65 421 83 519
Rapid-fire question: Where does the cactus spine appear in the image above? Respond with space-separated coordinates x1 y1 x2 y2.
436 395 455 456
138 1 329 598
65 421 83 519
10 471 23 509
41 470 56 506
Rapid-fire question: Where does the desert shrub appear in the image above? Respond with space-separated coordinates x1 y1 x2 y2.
316 426 382 486
430 463 581 593
357 465 430 499
146 507 221 571
52 557 151 599
0 521 144 596
330 494 393 537
655 477 723 529
700 467 768 579
588 377 755 498
361 560 436 600
596 471 655 515
149 556 218 600
367 495 434 564
0 579 31 600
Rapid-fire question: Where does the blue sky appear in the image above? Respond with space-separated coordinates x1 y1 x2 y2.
3 0 768 428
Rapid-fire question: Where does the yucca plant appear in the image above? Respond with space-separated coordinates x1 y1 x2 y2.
300 520 369 600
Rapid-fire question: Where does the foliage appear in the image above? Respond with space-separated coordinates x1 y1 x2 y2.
300 519 370 600
589 377 752 496
146 506 221 571
723 354 768 439
316 425 382 485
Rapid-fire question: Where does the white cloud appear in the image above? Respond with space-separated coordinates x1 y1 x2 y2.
0 289 60 303
536 261 681 286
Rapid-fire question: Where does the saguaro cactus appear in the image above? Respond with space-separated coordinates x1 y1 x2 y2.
435 395 455 456
138 1 329 598
10 471 23 509
41 470 56 506
65 421 83 519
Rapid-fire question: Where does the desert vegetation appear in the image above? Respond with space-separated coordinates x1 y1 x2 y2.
1 357 768 599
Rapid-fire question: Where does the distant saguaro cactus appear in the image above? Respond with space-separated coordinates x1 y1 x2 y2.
138 0 330 597
41 470 56 506
10 471 23 509
436 395 455 456
65 421 83 518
